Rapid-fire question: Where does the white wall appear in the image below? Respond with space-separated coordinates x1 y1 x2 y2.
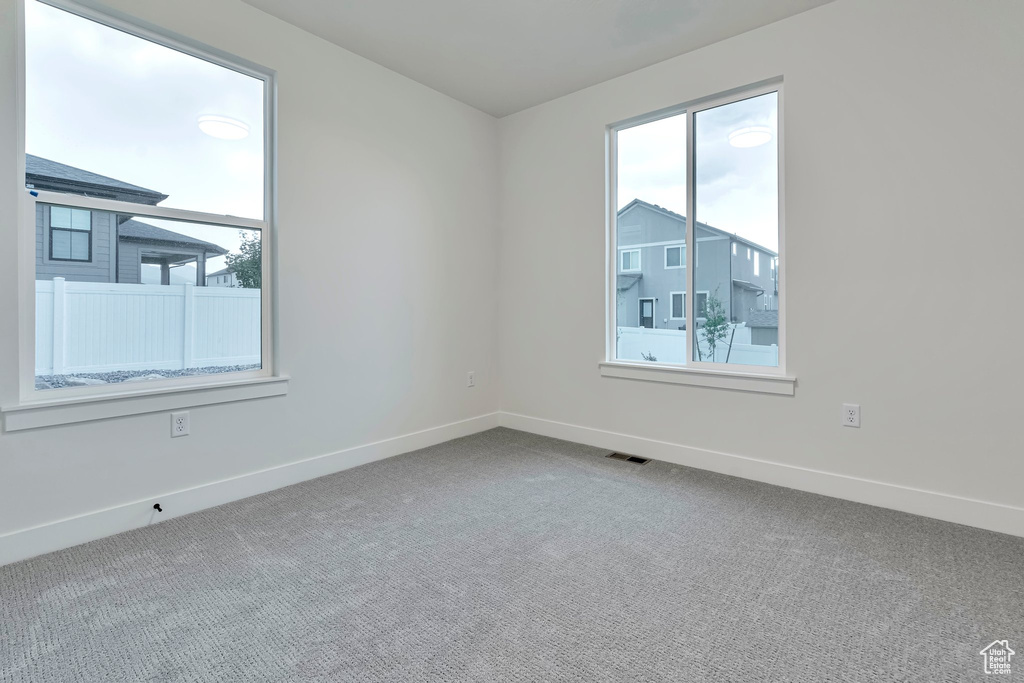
3 0 1024 562
498 0 1024 522
0 0 500 545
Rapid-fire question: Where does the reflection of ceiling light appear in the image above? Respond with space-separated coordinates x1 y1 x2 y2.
198 115 249 140
728 126 772 148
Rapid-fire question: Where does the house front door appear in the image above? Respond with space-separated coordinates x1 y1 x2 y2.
639 298 654 329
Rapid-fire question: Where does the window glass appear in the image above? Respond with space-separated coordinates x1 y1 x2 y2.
665 245 683 268
692 91 778 366
50 230 71 259
26 3 269 394
671 292 684 319
71 209 91 230
70 231 89 260
50 206 71 228
25 1 265 219
34 206 262 391
621 250 641 271
614 112 686 362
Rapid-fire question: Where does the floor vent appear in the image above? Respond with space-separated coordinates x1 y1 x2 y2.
607 453 650 465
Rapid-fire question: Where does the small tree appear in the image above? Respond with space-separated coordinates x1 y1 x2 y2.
225 231 261 289
701 288 729 361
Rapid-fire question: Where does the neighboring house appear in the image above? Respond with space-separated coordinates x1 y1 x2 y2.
616 199 778 341
28 154 227 285
206 267 239 287
747 310 779 347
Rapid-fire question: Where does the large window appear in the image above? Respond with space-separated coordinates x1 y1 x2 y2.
610 83 782 371
23 0 272 395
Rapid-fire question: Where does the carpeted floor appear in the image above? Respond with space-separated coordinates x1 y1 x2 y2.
1 427 1021 682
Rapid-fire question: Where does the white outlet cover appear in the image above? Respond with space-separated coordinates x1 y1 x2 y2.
842 403 861 428
171 411 190 437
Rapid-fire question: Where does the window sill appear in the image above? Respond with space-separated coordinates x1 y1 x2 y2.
599 361 795 395
1 375 289 432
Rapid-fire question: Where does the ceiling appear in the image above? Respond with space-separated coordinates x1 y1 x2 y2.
241 0 836 118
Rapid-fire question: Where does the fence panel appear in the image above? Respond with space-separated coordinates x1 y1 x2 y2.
616 326 778 367
36 279 261 375
193 288 262 367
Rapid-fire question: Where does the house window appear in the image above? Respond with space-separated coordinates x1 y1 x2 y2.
665 245 684 269
610 83 782 371
620 249 641 272
23 0 274 397
670 292 684 319
49 206 91 261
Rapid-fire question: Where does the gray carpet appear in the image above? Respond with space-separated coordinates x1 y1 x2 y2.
1 428 1021 682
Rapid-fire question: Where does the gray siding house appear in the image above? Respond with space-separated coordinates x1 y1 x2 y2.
28 155 227 285
617 199 778 339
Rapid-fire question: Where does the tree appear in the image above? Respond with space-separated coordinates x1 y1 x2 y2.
701 288 729 362
225 231 261 289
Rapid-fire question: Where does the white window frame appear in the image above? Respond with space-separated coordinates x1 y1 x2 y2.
664 244 684 269
603 80 793 395
754 251 760 276
4 0 287 429
669 291 685 320
620 248 641 272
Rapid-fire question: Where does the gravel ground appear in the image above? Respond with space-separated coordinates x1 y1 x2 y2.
35 364 261 390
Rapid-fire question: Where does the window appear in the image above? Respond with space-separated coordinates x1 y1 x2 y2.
670 292 684 319
48 206 91 261
620 249 641 272
609 83 782 372
23 0 273 398
665 245 684 269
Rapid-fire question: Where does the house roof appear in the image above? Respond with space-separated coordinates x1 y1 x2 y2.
206 267 234 278
732 279 766 293
747 309 778 328
119 219 228 256
616 273 642 291
26 154 168 205
618 198 778 257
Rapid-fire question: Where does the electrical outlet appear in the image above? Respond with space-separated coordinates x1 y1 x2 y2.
841 403 861 428
171 411 190 437
467 371 476 388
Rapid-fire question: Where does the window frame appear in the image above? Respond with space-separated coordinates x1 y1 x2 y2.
604 79 791 391
664 244 684 270
48 207 92 262
620 248 641 272
669 291 685 320
11 0 282 411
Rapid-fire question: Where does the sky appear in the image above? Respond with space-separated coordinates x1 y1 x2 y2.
617 92 779 253
25 0 265 275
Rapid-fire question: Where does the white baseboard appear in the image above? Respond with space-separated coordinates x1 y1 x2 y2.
498 411 1024 538
0 412 500 566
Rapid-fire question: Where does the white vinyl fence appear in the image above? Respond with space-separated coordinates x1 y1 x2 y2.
617 326 778 367
36 278 261 375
